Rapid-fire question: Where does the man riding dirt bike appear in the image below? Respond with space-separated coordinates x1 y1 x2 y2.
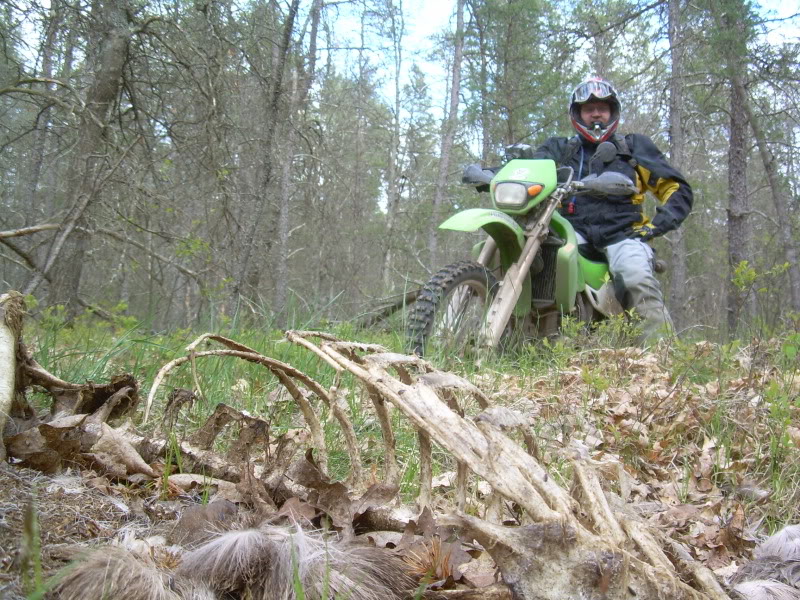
534 76 693 341
407 76 693 355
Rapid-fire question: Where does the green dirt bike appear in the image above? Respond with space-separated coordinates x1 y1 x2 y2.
408 141 638 356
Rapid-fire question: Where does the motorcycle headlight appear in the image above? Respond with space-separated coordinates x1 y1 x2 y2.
494 182 529 208
494 181 544 208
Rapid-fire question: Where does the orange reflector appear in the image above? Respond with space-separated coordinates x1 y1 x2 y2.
527 184 543 196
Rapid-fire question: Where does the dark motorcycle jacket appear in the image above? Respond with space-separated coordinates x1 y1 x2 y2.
532 133 693 248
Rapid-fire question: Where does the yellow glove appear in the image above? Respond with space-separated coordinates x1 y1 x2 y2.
632 223 658 242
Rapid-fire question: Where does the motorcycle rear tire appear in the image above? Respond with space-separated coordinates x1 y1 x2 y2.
407 261 498 357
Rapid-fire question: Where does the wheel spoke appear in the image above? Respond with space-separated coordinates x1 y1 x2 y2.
407 261 498 357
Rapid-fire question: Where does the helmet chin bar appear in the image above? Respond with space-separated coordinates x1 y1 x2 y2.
571 116 617 143
584 121 609 142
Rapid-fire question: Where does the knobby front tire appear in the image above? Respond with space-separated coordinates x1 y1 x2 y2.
407 261 498 357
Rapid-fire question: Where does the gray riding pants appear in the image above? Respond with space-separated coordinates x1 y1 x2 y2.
576 233 673 343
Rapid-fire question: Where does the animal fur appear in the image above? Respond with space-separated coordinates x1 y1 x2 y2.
48 546 217 600
731 556 800 589
177 523 415 600
757 526 800 562
731 525 800 600
731 581 800 600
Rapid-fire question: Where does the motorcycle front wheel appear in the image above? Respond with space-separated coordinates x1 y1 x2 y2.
407 261 498 357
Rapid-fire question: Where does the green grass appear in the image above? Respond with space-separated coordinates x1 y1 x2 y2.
23 303 800 526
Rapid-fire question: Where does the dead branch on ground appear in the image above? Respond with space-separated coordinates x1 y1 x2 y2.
1 311 735 599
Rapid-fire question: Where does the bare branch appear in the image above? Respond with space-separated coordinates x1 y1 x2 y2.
0 81 79 112
85 227 200 280
0 224 60 239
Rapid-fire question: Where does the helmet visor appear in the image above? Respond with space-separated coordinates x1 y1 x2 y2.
572 80 616 104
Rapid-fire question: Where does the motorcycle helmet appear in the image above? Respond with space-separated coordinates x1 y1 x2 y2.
569 76 621 143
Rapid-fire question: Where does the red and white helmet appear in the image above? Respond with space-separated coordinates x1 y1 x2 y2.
569 76 621 143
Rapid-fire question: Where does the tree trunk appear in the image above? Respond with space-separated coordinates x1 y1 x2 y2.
467 0 492 163
273 0 321 320
234 0 300 302
726 72 752 336
667 0 689 333
275 130 294 319
429 0 465 269
380 0 404 292
23 0 62 226
741 97 800 313
0 292 25 462
23 0 132 310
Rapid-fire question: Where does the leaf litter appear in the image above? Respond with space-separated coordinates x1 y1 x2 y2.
473 341 799 578
0 332 798 599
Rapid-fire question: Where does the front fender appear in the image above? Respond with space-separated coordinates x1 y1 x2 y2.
441 208 531 317
440 208 525 267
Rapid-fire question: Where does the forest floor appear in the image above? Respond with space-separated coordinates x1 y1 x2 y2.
1 317 799 598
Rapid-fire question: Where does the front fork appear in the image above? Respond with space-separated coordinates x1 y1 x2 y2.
478 193 565 349
476 236 498 267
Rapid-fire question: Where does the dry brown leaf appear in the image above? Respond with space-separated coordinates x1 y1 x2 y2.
658 504 701 529
352 482 399 517
167 473 243 503
237 460 275 512
288 452 354 532
91 423 156 478
416 506 437 538
275 497 318 522
705 545 733 570
459 551 499 588
607 390 637 418
81 452 128 478
695 436 717 493
5 415 87 473
719 503 753 555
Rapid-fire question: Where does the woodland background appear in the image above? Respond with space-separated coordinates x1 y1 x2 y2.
0 0 799 337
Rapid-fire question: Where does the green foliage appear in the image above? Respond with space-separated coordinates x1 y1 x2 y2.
21 493 43 596
781 332 799 363
161 431 184 499
0 0 797 337
175 236 211 260
731 260 794 336
462 0 576 150
291 539 306 600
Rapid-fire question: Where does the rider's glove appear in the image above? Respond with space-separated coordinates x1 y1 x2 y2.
503 143 534 162
632 223 658 242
